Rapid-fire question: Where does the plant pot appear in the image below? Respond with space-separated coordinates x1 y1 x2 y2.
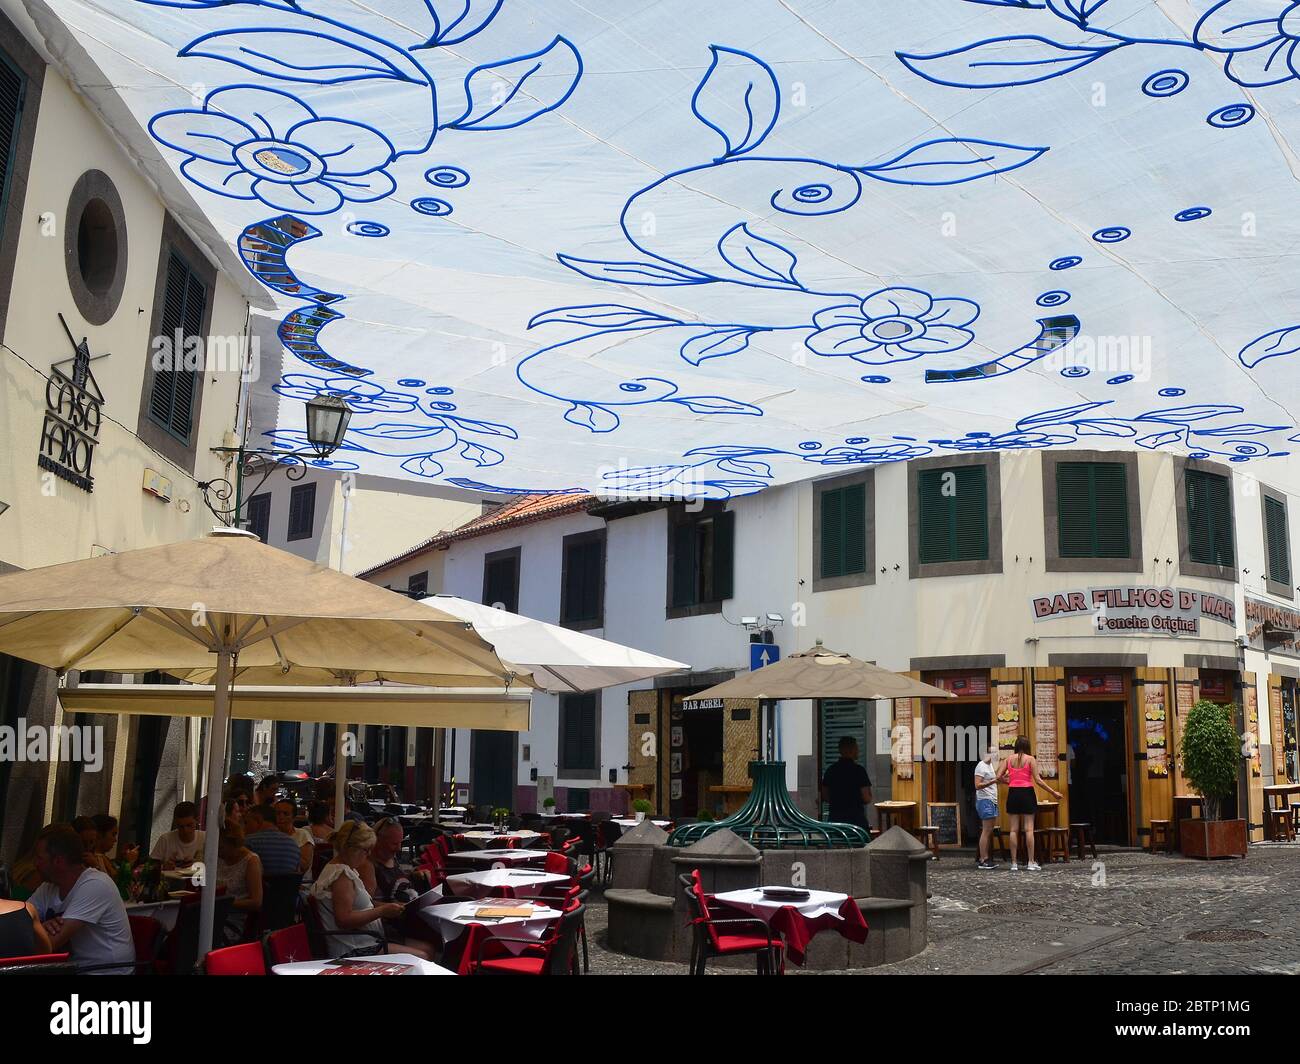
1180 818 1248 859
635 811 645 823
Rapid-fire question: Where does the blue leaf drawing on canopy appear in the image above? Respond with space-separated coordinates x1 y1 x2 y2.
517 44 1052 433
897 0 1300 92
1239 323 1300 368
142 0 584 215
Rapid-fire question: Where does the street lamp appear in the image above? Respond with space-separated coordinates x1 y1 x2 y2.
197 396 352 525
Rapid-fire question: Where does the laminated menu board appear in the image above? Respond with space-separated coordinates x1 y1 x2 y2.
1144 683 1169 779
1246 686 1261 778
893 698 914 779
1174 681 1195 773
996 685 1020 751
1270 686 1286 778
1033 683 1058 779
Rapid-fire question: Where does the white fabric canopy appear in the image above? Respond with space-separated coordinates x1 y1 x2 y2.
27 0 1300 495
422 595 687 692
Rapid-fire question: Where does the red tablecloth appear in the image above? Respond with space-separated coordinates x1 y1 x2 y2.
712 888 868 966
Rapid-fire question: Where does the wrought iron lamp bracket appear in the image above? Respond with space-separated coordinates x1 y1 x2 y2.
197 446 314 525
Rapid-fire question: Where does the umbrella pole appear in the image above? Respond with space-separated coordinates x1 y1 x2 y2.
197 645 234 967
334 726 347 829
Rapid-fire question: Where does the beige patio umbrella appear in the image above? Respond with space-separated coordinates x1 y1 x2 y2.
0 528 523 957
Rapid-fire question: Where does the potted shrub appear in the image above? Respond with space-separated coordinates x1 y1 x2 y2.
696 809 715 822
1179 699 1248 859
542 796 557 817
632 798 653 823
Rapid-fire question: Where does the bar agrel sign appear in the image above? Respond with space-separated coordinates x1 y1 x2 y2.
1031 586 1236 636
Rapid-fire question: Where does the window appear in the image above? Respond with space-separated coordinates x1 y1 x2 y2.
558 692 599 778
561 530 604 628
917 465 988 564
482 548 520 612
668 509 734 614
1056 461 1130 558
408 571 428 598
1185 468 1234 568
245 493 271 543
0 50 26 244
286 482 316 541
1264 491 1292 595
148 251 207 442
819 482 867 580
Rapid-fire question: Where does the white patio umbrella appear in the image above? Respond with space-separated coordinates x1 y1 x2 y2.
0 529 520 959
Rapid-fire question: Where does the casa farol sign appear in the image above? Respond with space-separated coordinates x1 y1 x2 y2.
1031 586 1236 637
38 316 104 493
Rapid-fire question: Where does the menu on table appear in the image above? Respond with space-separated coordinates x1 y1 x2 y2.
1033 683 1057 779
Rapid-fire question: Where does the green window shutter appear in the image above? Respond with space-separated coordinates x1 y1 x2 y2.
1187 470 1233 567
561 693 597 772
670 520 697 607
711 510 735 601
149 252 207 442
842 482 867 575
563 538 603 623
1265 496 1291 585
1057 462 1130 558
919 466 988 563
820 487 844 579
0 54 26 242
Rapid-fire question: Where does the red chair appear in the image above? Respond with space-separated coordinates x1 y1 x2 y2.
264 923 312 967
303 895 384 959
127 915 164 974
0 952 74 974
681 870 783 976
204 941 267 975
543 851 576 876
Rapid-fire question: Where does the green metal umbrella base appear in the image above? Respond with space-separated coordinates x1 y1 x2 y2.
667 761 870 849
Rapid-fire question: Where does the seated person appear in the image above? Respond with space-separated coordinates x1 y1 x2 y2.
309 821 433 960
0 896 53 959
28 825 133 974
92 814 137 867
242 804 304 878
72 817 113 877
364 818 414 902
255 776 280 807
274 799 314 876
307 800 333 844
215 824 263 941
150 802 205 870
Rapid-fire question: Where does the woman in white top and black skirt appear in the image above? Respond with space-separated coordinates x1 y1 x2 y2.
996 737 1063 871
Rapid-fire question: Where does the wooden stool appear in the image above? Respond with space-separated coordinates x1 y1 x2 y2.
1148 819 1173 853
1040 827 1070 863
915 826 940 860
1267 807 1295 842
1069 823 1098 861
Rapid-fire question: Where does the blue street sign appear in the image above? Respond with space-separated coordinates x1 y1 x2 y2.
750 643 780 671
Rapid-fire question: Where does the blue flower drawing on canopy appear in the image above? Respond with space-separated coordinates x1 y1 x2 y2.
806 288 978 364
1194 1 1300 85
151 87 397 214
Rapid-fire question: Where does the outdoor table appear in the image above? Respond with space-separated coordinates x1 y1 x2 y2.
874 801 916 833
272 953 454 976
418 899 563 968
443 868 571 900
1263 783 1300 839
445 848 548 868
712 887 868 967
124 898 182 932
611 818 671 830
456 829 543 848
546 812 590 819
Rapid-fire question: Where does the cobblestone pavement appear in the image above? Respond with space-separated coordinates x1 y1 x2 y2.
583 842 1300 975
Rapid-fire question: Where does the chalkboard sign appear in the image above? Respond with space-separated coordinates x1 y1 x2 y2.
926 802 962 848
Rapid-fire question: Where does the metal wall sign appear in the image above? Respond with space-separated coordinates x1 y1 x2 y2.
1244 597 1299 657
39 318 105 493
1031 585 1236 636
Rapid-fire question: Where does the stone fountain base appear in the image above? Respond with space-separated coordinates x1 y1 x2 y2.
604 822 930 970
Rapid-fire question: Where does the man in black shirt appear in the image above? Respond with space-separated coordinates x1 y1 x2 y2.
821 737 873 828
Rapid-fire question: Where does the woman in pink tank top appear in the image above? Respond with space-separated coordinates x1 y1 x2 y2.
995 737 1063 870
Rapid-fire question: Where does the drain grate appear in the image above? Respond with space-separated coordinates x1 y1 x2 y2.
978 902 1045 916
1184 929 1267 943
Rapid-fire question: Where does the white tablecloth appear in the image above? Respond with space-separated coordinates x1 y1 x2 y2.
611 819 671 830
457 830 543 848
712 887 850 923
444 869 570 900
418 900 562 955
272 953 454 976
447 848 547 868
124 899 182 932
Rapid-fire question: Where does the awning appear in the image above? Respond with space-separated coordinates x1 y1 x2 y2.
60 683 532 731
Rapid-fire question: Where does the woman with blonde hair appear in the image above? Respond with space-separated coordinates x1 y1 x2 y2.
308 821 433 959
996 736 1063 871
